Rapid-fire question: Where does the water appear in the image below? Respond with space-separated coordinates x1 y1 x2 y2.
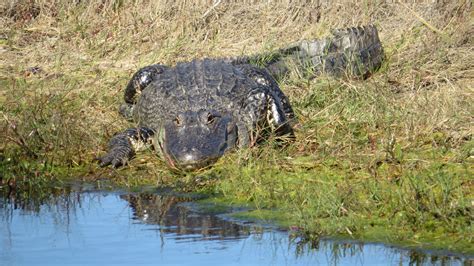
0 190 471 266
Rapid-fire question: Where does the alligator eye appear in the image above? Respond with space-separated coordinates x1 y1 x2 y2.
207 113 216 124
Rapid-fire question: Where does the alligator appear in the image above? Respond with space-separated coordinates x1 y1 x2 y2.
97 25 384 170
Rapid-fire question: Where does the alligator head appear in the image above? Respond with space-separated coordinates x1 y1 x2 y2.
157 109 238 171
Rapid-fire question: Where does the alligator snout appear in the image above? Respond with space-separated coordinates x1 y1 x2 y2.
172 147 219 170
161 110 238 171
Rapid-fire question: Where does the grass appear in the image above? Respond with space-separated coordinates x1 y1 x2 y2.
1 0 473 254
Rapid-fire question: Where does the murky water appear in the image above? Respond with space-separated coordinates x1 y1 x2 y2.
0 190 471 266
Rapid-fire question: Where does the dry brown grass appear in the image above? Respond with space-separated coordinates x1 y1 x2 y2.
0 1 471 174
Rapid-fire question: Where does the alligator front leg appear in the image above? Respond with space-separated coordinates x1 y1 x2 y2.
97 127 154 168
239 89 293 146
236 64 295 121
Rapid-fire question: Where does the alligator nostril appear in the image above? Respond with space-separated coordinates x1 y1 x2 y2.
182 153 195 163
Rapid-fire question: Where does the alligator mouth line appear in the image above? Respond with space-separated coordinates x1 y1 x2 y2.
159 139 219 171
159 141 177 169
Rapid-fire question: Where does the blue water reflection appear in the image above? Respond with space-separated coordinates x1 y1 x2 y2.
0 191 471 266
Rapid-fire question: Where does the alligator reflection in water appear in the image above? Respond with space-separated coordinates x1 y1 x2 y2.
1 190 472 265
120 193 251 241
113 193 474 265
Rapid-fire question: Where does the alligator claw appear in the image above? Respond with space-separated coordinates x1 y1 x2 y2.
111 158 124 168
95 153 127 168
95 155 111 167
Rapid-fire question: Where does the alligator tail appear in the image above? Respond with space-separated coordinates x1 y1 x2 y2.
232 25 384 79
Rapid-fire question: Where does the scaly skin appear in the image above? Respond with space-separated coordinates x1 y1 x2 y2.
97 25 384 171
99 59 294 170
230 25 384 79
